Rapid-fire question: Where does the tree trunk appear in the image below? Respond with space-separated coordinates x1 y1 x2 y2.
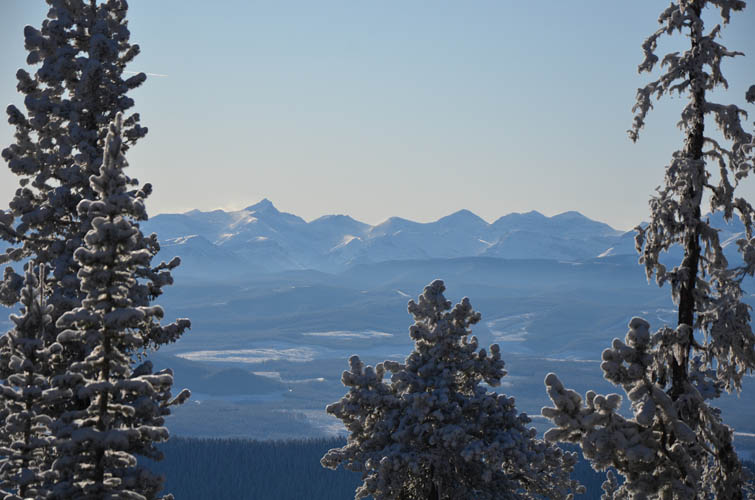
428 480 439 500
427 464 440 500
673 4 744 498
671 0 705 402
94 322 112 488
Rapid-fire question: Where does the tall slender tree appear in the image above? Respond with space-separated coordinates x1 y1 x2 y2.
0 266 63 500
0 0 184 348
0 2 190 495
542 1 755 498
323 280 583 500
50 114 189 500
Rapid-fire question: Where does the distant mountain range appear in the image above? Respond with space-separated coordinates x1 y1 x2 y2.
139 199 746 279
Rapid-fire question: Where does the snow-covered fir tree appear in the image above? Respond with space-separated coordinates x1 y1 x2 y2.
0 0 185 349
542 1 755 498
322 280 584 500
0 2 189 495
49 114 189 500
0 267 63 500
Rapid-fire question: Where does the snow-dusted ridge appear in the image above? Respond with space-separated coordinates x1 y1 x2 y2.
141 199 746 277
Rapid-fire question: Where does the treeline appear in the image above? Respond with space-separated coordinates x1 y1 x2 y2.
147 437 360 500
147 436 654 499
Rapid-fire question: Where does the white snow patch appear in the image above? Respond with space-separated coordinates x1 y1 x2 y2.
216 232 238 243
331 234 362 251
653 308 677 324
177 347 317 363
170 234 199 245
289 409 345 436
540 357 600 363
232 215 258 228
302 330 393 339
487 313 535 342
252 371 326 383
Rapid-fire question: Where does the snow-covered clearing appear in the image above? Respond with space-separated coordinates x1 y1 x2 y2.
253 371 326 384
177 347 318 363
486 313 535 342
301 330 393 339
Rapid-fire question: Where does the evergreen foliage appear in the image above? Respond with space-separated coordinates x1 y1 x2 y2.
0 0 187 388
0 0 154 319
0 0 186 404
0 2 190 497
149 437 613 500
0 267 61 499
542 1 755 498
48 114 189 499
323 280 583 499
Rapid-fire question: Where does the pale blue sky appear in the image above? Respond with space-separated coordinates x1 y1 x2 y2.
1 1 754 230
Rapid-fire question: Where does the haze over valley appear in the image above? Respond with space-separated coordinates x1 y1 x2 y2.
61 199 751 458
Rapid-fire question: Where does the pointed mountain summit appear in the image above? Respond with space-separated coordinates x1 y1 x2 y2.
245 198 278 213
235 199 306 228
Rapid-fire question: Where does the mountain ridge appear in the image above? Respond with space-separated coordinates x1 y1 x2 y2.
140 199 745 278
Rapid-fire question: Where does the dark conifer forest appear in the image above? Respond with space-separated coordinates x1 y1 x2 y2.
147 438 627 500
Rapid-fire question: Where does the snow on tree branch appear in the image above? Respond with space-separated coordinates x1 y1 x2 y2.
323 280 583 500
49 114 188 500
546 1 755 497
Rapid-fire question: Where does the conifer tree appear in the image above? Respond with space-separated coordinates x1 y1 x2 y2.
0 3 189 493
323 280 583 500
542 1 755 498
0 0 184 347
50 114 189 500
0 267 63 500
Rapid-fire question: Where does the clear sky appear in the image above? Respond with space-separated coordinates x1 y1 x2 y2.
1 1 754 231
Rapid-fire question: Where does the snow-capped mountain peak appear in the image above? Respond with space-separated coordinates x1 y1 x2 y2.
245 198 278 214
143 199 632 277
436 209 489 229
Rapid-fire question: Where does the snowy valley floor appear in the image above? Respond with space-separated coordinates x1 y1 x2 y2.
122 256 755 460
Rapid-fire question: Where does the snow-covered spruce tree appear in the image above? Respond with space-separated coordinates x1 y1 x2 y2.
322 280 583 500
0 266 64 499
0 0 183 350
542 1 755 498
49 114 189 500
0 3 188 493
